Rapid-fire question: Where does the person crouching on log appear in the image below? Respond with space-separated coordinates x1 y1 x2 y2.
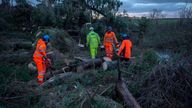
103 26 119 60
86 27 101 59
33 35 51 85
117 33 132 61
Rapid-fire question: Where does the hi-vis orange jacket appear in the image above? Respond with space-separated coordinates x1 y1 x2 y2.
117 39 132 59
103 31 118 46
33 39 47 85
33 39 47 61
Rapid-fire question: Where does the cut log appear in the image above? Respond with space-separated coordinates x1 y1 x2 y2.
76 58 102 72
102 57 136 71
28 61 37 72
74 56 88 62
102 61 118 71
0 42 32 50
44 58 103 78
115 79 141 108
45 66 70 79
103 57 112 62
40 72 77 89
13 42 32 50
77 43 85 48
0 51 32 63
0 51 31 58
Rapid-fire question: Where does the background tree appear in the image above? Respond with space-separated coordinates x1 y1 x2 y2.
137 17 149 47
149 9 163 25
178 3 192 25
1 0 10 7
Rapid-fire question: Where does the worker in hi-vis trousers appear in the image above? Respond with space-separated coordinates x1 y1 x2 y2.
33 35 50 85
103 26 119 60
118 33 132 61
86 27 100 59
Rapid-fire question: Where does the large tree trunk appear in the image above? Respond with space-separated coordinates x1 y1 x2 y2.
102 60 118 71
45 66 71 80
40 72 76 89
76 58 102 72
114 56 140 108
0 51 32 64
45 58 103 79
0 41 32 51
115 79 141 108
102 57 136 71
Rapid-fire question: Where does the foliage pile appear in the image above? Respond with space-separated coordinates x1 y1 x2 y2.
0 64 36 108
36 82 122 108
121 50 192 108
34 69 122 108
138 61 192 108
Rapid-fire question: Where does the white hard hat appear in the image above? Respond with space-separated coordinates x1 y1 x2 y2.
89 27 94 31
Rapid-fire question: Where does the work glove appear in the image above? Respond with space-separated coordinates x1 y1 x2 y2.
116 44 120 48
43 56 47 61
100 45 104 49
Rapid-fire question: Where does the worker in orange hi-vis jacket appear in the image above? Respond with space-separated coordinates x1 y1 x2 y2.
103 26 119 60
117 33 132 61
33 35 50 85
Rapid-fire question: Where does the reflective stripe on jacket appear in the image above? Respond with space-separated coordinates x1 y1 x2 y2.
86 31 100 48
33 39 47 60
103 31 118 46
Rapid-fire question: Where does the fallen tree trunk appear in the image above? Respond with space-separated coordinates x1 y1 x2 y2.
32 58 103 79
115 79 141 108
0 51 32 63
45 66 70 79
40 72 77 89
13 42 32 50
76 58 102 72
102 61 118 71
0 51 31 58
0 42 32 50
44 58 103 79
102 57 136 71
114 56 140 108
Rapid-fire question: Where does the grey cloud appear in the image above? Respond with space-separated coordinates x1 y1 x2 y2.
125 0 192 3
120 3 187 13
119 0 192 17
119 0 192 13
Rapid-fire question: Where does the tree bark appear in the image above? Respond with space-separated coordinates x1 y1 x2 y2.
45 66 69 80
102 57 136 71
45 58 103 79
115 79 141 108
102 61 118 71
40 72 76 89
0 51 32 63
0 41 32 51
76 58 102 72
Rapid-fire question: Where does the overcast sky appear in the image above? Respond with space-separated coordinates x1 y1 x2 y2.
119 0 192 18
27 0 192 18
1 0 191 18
